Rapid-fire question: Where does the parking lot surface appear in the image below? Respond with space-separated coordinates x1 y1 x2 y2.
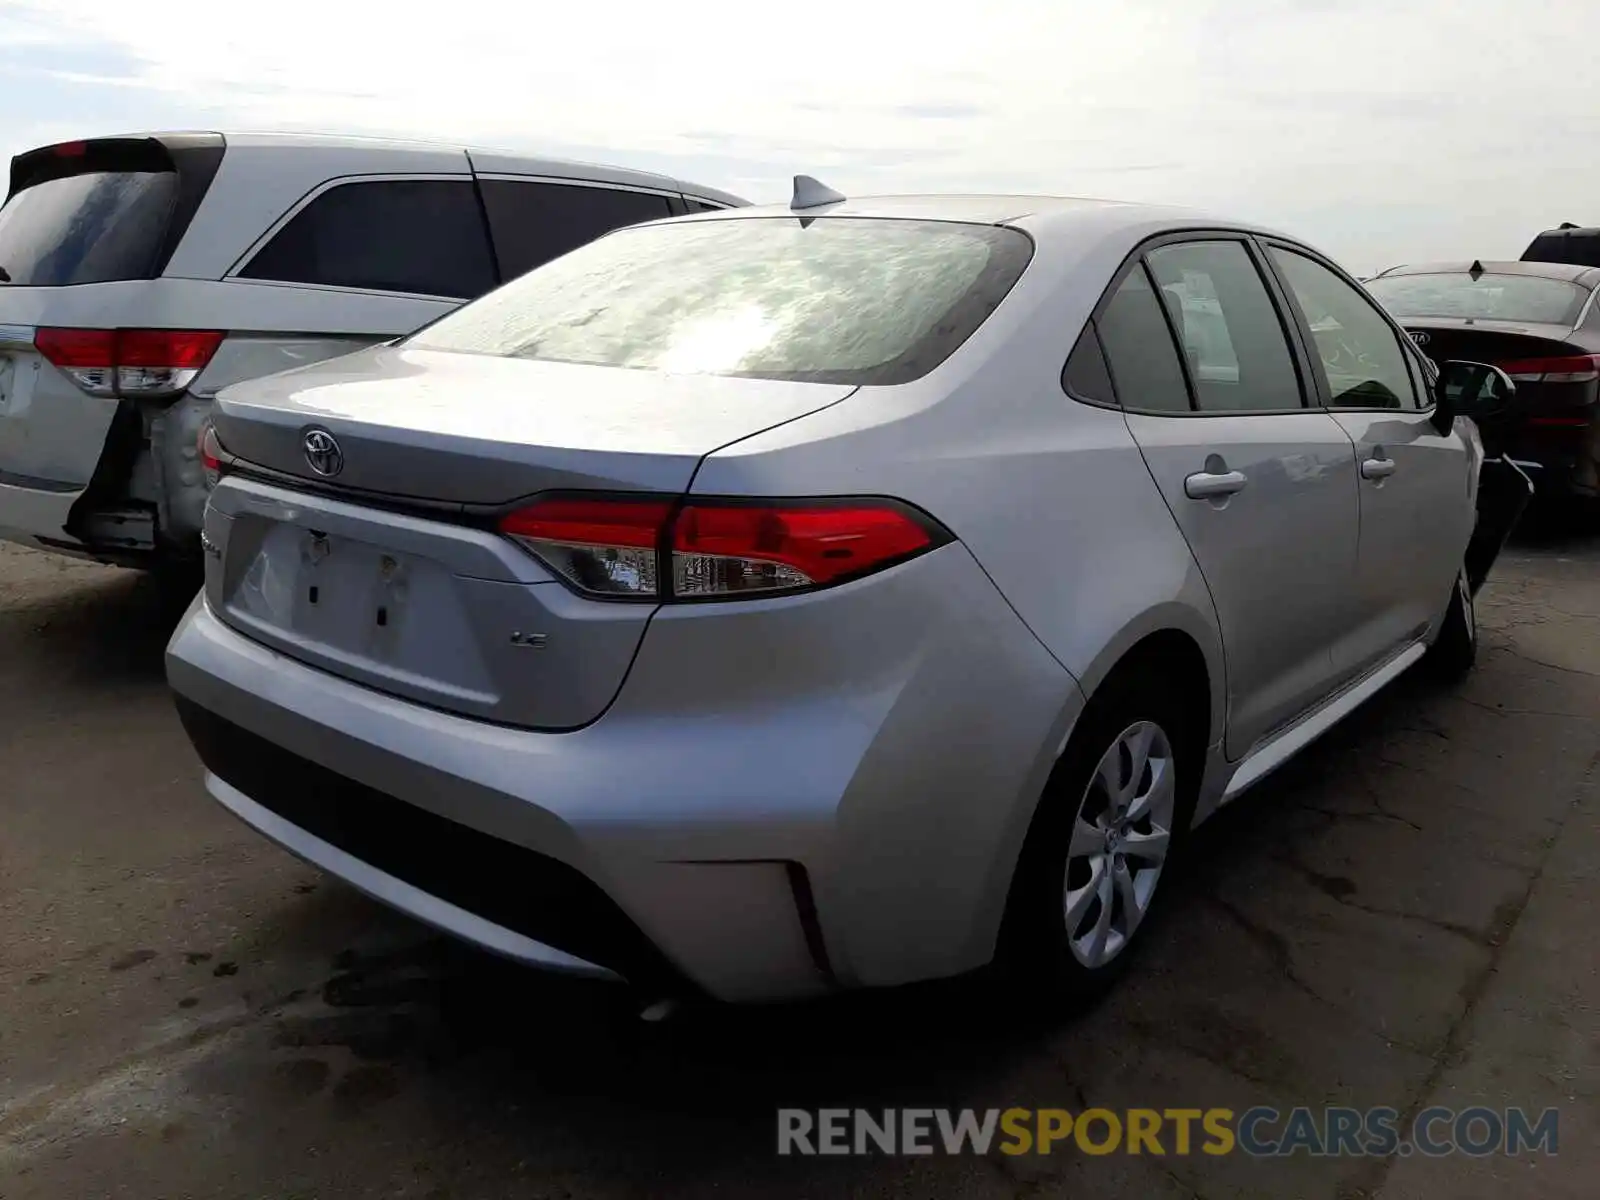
1 527 1596 1200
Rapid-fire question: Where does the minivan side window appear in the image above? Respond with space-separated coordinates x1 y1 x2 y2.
478 180 673 281
1268 247 1420 410
1145 240 1305 413
1097 265 1193 413
240 179 496 299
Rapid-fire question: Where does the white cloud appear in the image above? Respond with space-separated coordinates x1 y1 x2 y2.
1 0 1596 269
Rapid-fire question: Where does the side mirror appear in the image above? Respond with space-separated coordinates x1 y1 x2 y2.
1431 360 1516 435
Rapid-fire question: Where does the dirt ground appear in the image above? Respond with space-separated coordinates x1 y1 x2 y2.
1 522 1595 1200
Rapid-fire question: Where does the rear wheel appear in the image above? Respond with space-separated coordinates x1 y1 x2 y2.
999 672 1197 1003
1425 566 1476 682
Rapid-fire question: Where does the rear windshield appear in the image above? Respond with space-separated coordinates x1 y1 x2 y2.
406 216 1034 385
0 170 176 286
1365 272 1590 326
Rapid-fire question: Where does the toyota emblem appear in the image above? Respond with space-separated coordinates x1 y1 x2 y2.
302 427 344 477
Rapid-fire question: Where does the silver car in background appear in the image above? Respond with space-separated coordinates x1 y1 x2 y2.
166 186 1513 1005
0 131 742 576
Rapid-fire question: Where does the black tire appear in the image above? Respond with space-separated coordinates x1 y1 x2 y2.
997 667 1200 1006
1424 566 1476 682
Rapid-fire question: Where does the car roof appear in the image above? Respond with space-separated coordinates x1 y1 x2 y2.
687 191 1276 241
99 129 742 204
1374 259 1600 288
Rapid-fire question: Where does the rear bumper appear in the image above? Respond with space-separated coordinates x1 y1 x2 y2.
203 767 627 983
165 544 1081 1003
1505 420 1599 497
0 477 80 549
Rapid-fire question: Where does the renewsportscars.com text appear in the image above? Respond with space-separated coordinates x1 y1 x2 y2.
776 1106 1559 1158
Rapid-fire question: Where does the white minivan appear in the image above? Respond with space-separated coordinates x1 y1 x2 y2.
0 131 744 577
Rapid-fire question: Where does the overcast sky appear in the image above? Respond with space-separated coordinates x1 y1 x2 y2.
0 0 1589 274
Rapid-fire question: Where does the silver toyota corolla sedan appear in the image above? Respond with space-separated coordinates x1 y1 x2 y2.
166 182 1518 1006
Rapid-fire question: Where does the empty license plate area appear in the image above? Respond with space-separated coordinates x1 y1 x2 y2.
224 518 498 708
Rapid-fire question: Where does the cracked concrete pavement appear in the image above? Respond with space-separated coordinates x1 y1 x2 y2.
1 521 1595 1199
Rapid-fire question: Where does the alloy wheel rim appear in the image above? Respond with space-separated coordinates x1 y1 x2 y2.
1064 720 1176 969
1461 572 1475 644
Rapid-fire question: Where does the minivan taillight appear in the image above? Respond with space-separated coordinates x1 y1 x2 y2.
499 495 951 601
34 328 224 398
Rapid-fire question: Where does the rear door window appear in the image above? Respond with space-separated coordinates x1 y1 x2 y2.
1097 266 1193 413
477 180 673 280
240 179 496 299
0 169 176 286
1145 240 1305 413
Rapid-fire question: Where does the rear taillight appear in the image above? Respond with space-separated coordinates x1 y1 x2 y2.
501 498 672 598
1497 354 1600 384
499 495 950 601
196 421 232 490
34 328 224 398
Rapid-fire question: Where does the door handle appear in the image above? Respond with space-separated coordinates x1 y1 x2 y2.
1360 456 1397 480
1184 469 1248 499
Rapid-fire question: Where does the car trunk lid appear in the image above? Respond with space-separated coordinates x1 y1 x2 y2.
1404 319 1598 419
206 347 857 728
212 345 856 504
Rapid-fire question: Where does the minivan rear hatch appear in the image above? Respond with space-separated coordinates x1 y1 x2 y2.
0 134 224 510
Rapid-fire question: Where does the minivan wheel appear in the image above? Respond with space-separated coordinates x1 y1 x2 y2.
1425 566 1476 682
999 673 1196 1003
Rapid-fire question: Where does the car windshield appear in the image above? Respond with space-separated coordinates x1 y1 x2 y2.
405 216 1034 386
1365 272 1590 326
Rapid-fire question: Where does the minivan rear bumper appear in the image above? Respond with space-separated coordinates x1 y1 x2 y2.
0 477 79 548
165 542 1081 1003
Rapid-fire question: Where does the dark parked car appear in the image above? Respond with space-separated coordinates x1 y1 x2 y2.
1366 260 1600 502
1522 223 1600 268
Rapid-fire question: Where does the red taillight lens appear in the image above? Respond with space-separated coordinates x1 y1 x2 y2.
34 328 224 398
673 502 936 596
498 495 946 601
1498 354 1600 384
197 421 229 489
501 498 673 598
33 328 118 396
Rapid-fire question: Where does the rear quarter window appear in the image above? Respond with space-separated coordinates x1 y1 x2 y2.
407 216 1034 386
240 178 496 299
0 170 176 286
